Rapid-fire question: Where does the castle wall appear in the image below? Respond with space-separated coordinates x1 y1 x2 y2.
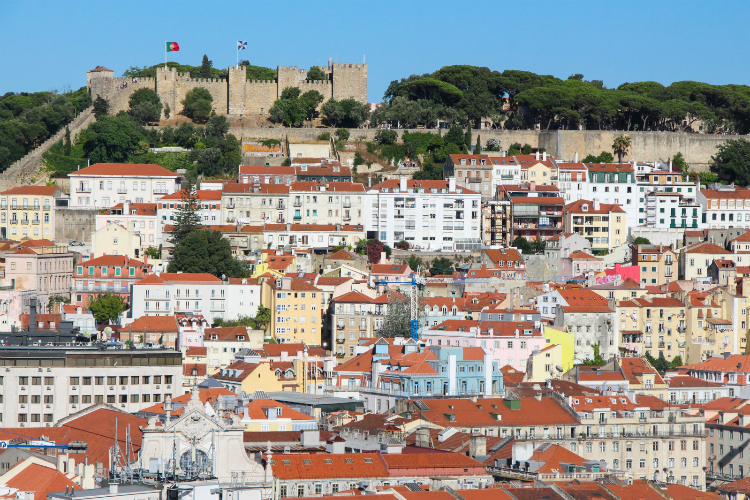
332 63 368 103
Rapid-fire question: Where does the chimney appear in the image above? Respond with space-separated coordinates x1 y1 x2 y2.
593 199 600 211
123 200 130 215
380 251 387 264
448 177 456 192
415 428 431 448
399 176 407 192
469 433 487 458
29 298 37 333
109 483 119 494
535 151 540 160
542 151 547 161
529 181 536 192
574 152 579 163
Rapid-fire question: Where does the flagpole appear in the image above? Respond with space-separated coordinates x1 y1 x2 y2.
165 41 167 69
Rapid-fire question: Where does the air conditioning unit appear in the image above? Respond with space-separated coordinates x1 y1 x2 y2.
109 386 114 390
155 385 160 389
121 404 126 408
167 385 171 389
72 387 77 390
46 386 52 390
121 386 126 390
46 405 51 409
72 405 77 409
21 387 26 391
20 404 25 408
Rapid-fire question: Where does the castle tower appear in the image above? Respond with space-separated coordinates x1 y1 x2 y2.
228 65 248 115
156 66 178 120
276 66 307 98
331 63 368 103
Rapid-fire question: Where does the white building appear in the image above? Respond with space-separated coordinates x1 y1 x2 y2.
157 190 223 231
365 178 481 251
487 155 522 189
263 223 365 251
585 162 638 226
699 186 750 229
644 192 702 229
554 162 588 203
68 163 181 208
289 182 365 226
0 346 182 427
131 273 260 321
96 202 159 249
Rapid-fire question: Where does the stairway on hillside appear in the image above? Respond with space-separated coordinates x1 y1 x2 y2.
0 106 96 190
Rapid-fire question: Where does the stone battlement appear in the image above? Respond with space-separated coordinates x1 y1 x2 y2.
90 60 367 117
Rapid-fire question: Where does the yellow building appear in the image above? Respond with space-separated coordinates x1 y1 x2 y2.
631 244 679 286
617 297 686 361
91 222 141 258
524 344 563 382
563 199 627 253
681 290 736 363
262 277 323 346
542 326 575 372
0 186 61 241
252 250 297 278
239 398 318 432
212 360 288 393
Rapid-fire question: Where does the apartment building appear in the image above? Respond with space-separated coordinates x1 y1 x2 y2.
644 192 702 229
96 202 159 250
681 355 750 396
682 291 737 364
632 244 679 286
0 186 60 241
5 244 74 313
130 272 260 321
157 190 223 231
680 242 733 282
585 163 638 226
519 153 557 186
0 346 182 427
73 254 152 307
294 160 353 183
556 162 589 203
289 182 365 226
365 178 481 251
222 183 290 225
443 153 494 199
203 326 265 372
262 277 323 346
487 155 521 187
496 183 565 244
238 165 295 185
550 288 617 361
564 199 627 252
330 291 384 361
263 223 365 252
68 163 181 208
699 186 750 229
617 297 686 360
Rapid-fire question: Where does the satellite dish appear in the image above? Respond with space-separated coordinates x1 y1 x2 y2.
556 365 564 372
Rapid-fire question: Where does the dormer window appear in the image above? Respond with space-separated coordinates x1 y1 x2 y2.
582 204 588 212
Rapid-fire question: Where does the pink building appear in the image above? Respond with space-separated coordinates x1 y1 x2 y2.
73 254 152 306
421 319 546 371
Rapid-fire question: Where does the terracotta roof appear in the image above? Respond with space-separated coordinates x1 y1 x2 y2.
683 241 731 254
327 249 356 261
102 202 158 216
0 186 59 196
139 388 235 415
183 363 207 377
128 315 178 332
411 397 579 427
371 179 479 195
69 163 180 177
701 188 750 199
290 181 363 192
371 264 410 275
0 463 80 498
239 165 295 175
511 196 564 205
159 189 222 201
528 444 597 474
79 254 148 267
16 239 56 248
620 358 666 386
269 452 389 479
565 199 626 214
568 251 599 260
382 452 485 472
204 326 250 341
89 66 113 72
186 346 207 356
12 247 37 255
222 183 290 194
681 354 750 373
136 272 222 284
265 278 320 291
585 162 635 173
667 375 722 388
333 290 375 304
20 313 61 330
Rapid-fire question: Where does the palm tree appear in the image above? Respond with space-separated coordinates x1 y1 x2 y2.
612 134 632 163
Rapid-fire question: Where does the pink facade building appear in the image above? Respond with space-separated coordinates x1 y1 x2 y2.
73 254 152 306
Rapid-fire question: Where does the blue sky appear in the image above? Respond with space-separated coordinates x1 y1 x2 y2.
2 0 749 101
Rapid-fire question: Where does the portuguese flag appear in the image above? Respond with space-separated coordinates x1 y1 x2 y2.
166 42 180 52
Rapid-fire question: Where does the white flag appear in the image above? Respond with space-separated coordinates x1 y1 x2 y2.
237 40 247 51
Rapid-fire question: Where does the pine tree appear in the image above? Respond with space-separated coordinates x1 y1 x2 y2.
464 122 472 151
200 55 212 79
63 126 71 156
475 134 481 154
170 186 203 247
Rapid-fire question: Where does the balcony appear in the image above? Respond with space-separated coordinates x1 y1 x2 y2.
32 219 39 225
343 214 351 221
343 202 351 208
226 217 235 223
337 324 345 330
465 177 482 184
117 188 127 194
277 204 285 210
77 187 91 193
33 205 40 210
10 220 17 225
293 200 302 207
153 189 168 194
293 214 302 220
336 338 345 344
500 174 515 180
659 342 665 348
227 202 236 209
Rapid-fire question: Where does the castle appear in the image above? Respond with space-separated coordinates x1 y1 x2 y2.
87 61 367 118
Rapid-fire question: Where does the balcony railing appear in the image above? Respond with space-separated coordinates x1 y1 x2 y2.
77 187 91 193
293 200 302 207
153 189 168 194
117 188 127 194
336 338 345 344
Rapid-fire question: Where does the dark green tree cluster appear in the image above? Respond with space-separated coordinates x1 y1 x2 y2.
45 112 239 179
307 66 327 81
645 352 683 372
321 98 370 127
128 88 163 125
0 87 91 172
374 65 750 133
711 139 750 186
581 151 615 163
168 229 247 278
88 292 128 325
269 88 324 127
181 88 214 123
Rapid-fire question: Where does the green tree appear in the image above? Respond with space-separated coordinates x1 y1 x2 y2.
633 237 651 245
443 125 465 149
200 55 212 79
475 134 481 154
170 188 203 247
82 115 146 163
582 151 615 163
711 139 750 186
307 66 326 81
321 98 370 127
429 257 454 276
168 230 247 278
672 152 689 174
670 355 683 369
353 152 365 167
521 144 533 155
144 246 161 259
128 88 163 125
580 343 605 366
63 126 71 156
464 123 472 151
206 115 229 139
254 305 271 332
512 235 533 254
507 142 522 155
375 129 398 145
612 134 632 163
87 292 128 325
318 132 330 141
93 95 109 119
181 88 214 123
406 255 422 271
486 137 501 151
335 128 350 140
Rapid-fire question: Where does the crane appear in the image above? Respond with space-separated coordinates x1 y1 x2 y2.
373 273 426 340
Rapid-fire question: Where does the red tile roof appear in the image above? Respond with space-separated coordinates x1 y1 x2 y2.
269 453 389 479
683 241 731 254
136 272 222 284
0 186 59 196
204 326 250 341
701 188 750 200
128 315 178 332
585 162 635 173
290 181 364 192
139 388 236 415
222 183 290 194
0 463 80 498
159 189 222 201
79 254 148 267
411 397 579 427
69 163 180 177
681 354 750 373
239 166 295 175
565 199 626 214
667 375 722 388
102 202 158 216
371 179 479 195
186 346 207 356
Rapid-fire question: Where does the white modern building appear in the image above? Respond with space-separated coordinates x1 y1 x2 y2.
554 162 588 203
365 178 481 251
289 182 365 226
157 190 223 230
130 273 260 321
0 346 182 427
644 192 702 229
699 186 750 229
68 163 182 208
585 162 638 226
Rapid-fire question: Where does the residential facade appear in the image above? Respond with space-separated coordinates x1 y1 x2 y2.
68 163 181 208
73 254 151 307
563 199 627 252
0 186 60 241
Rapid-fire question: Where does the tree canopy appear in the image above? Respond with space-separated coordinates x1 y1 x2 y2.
181 87 214 123
269 88 324 127
711 139 750 186
88 292 128 324
128 88 162 125
321 98 370 128
168 229 248 278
